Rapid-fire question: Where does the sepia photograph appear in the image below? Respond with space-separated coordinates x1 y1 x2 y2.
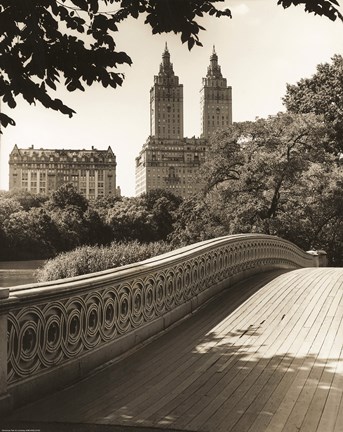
0 1 342 431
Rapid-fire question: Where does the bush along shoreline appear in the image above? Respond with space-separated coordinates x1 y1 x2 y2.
36 241 174 282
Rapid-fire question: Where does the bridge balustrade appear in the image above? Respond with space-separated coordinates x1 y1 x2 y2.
0 234 320 413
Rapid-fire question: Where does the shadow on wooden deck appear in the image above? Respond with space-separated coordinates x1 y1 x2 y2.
2 268 342 432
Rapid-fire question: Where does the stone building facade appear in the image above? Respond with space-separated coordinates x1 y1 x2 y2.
135 45 232 198
201 46 232 139
135 137 207 199
9 145 118 199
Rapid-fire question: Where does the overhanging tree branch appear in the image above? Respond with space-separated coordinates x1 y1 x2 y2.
1 0 341 131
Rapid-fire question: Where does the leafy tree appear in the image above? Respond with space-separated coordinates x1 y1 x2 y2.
92 194 122 210
90 194 122 221
5 190 48 210
2 207 59 258
83 207 112 245
0 196 23 225
143 189 183 240
144 188 182 211
0 196 23 257
50 205 90 250
47 183 88 211
272 163 343 265
104 192 182 243
46 184 95 250
169 194 227 246
106 197 155 242
200 126 245 192
196 112 343 264
283 55 343 152
0 186 116 259
1 0 341 131
203 113 330 223
279 0 342 21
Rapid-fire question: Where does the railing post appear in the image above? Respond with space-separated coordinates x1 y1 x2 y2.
317 250 328 267
306 250 328 267
0 287 12 414
306 250 319 267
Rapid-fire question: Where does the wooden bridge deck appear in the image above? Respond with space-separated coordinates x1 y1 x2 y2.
2 267 343 432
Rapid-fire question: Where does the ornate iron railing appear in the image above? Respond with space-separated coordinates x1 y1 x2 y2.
0 234 318 411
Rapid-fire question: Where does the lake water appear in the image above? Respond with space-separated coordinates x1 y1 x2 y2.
0 260 45 287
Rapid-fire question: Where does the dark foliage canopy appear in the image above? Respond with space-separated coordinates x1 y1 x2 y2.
283 54 343 152
278 0 342 21
0 0 342 131
171 112 343 264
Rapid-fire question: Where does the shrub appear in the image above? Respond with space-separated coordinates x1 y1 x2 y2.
36 241 174 282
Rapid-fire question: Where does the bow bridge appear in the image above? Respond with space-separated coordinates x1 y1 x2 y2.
0 234 342 432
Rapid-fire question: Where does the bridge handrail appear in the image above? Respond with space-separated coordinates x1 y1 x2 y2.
0 234 318 412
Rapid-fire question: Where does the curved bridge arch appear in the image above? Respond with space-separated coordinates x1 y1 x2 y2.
0 234 321 412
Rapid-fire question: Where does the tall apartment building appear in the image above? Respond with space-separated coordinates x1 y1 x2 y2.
135 45 232 198
9 145 117 199
135 136 207 199
150 43 184 140
201 46 232 139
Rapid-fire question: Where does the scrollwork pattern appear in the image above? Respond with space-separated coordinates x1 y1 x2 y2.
7 236 314 384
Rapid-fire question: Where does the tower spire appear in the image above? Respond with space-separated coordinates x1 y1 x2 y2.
208 46 221 78
160 42 174 76
151 43 183 140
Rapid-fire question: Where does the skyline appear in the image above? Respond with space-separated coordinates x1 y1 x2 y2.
1 0 342 196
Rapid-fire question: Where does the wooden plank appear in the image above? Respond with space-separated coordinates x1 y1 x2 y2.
183 269 333 431
213 296 332 431
301 286 343 432
105 271 286 425
262 270 342 432
159 272 303 428
150 270 336 427
244 269 338 432
280 303 342 431
333 395 343 432
5 268 343 432
229 294 335 432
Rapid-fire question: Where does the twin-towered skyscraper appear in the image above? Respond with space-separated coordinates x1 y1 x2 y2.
135 44 232 198
9 45 232 200
201 45 232 140
9 46 232 199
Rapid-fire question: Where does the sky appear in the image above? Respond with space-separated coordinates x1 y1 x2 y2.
0 0 342 196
